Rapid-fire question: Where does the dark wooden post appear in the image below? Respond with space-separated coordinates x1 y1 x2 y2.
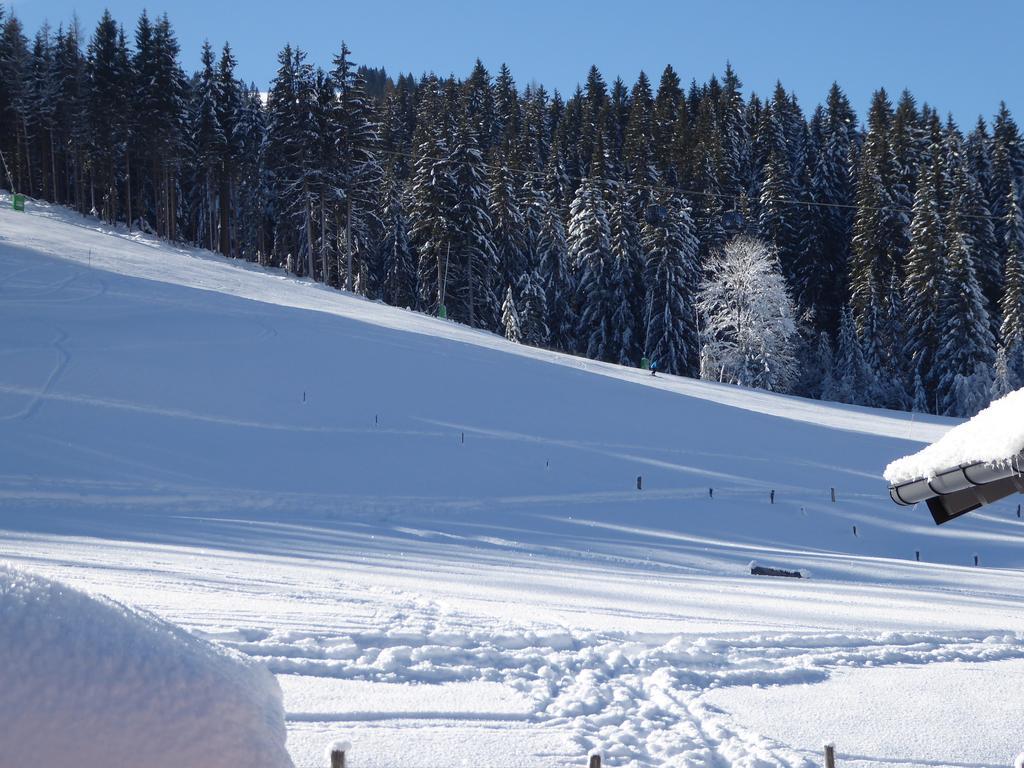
830 487 836 503
328 740 350 768
588 753 602 768
636 475 642 490
824 743 836 768
915 550 920 561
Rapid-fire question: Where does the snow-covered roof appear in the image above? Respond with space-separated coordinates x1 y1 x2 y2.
885 388 1024 484
0 565 293 768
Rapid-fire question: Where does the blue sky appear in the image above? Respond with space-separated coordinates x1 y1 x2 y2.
11 0 1021 126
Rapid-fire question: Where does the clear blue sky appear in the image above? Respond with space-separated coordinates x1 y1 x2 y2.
11 0 1021 126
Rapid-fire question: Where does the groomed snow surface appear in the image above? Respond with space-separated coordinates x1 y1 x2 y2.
885 387 1024 483
2 195 1024 767
0 565 292 768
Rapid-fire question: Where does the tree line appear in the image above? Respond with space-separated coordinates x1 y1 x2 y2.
2 6 1023 417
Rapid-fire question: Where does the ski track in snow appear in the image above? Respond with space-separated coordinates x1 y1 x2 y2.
3 196 1023 767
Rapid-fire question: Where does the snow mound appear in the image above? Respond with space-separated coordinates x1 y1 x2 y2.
884 388 1024 484
0 565 293 768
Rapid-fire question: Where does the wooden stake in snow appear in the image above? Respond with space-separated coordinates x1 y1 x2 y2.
326 740 350 768
587 749 602 768
824 743 836 768
637 475 642 490
831 487 836 503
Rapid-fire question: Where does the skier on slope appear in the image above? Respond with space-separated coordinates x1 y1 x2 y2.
650 360 658 377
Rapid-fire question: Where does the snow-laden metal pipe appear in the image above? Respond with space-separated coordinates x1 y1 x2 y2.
889 454 1024 506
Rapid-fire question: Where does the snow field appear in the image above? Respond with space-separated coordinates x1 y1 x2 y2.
2 196 1024 766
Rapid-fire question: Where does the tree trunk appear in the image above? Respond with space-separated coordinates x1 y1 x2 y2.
125 149 132 231
303 179 315 279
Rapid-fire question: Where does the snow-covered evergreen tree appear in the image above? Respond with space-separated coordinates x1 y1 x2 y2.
379 164 416 308
516 270 550 347
833 307 878 405
641 192 700 376
448 112 498 329
990 345 1017 401
501 285 522 343
935 231 995 416
1000 184 1024 352
537 204 575 352
569 174 615 361
903 166 945 397
488 160 528 289
607 195 641 365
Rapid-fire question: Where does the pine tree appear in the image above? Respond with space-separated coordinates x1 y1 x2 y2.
812 332 836 400
192 40 226 250
903 166 945 396
569 174 615 360
407 80 455 314
990 345 1016 401
833 307 878 405
608 194 642 365
1000 184 1024 351
501 285 522 343
263 44 319 275
622 71 659 194
215 42 243 256
488 159 528 289
641 191 700 376
849 89 902 333
85 11 130 223
935 231 995 416
537 203 575 352
516 270 550 347
804 83 856 333
332 42 383 293
991 102 1024 244
757 111 800 285
379 164 415 308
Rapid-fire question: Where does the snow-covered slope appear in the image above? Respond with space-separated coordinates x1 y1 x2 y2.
2 196 1023 767
0 565 292 768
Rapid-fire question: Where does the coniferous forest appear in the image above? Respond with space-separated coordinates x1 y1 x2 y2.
2 7 1024 418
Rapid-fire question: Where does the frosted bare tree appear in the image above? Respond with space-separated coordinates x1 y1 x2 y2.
698 236 798 392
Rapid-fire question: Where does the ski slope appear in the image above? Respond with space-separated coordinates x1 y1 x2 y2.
2 195 1023 767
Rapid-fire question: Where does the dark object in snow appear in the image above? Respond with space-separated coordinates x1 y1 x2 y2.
650 360 658 376
889 454 1024 525
750 564 802 578
636 475 642 490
